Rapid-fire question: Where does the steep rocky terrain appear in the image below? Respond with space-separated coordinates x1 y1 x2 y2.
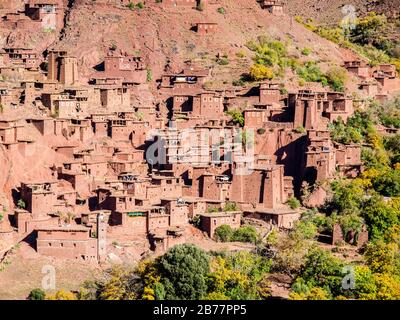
2 0 352 86
284 0 400 24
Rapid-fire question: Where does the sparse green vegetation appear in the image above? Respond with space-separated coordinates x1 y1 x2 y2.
127 2 144 10
214 225 258 244
287 197 301 210
296 12 400 73
294 126 306 134
226 109 244 127
28 289 46 300
146 68 153 82
217 57 229 65
325 66 348 92
223 201 238 212
296 61 328 85
232 79 245 87
17 199 26 209
301 48 311 56
217 7 226 14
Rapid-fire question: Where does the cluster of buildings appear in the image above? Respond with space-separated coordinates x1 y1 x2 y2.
1 0 399 262
1 0 64 31
344 61 400 101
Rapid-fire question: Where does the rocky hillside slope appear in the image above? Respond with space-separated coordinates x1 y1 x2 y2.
284 0 400 23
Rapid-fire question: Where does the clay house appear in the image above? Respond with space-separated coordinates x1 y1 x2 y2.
324 93 354 122
289 90 354 128
259 81 282 105
24 0 64 30
231 164 287 209
334 143 362 177
0 119 27 148
374 64 397 78
151 175 183 200
95 85 130 109
109 152 147 175
20 180 58 217
149 227 186 254
303 130 336 182
172 94 192 114
3 47 40 70
130 120 150 147
36 212 107 261
179 197 207 219
193 22 218 35
81 210 111 235
199 211 241 238
160 198 189 227
100 190 137 213
41 92 81 118
160 67 210 95
81 158 109 178
244 108 268 128
373 64 400 93
33 79 63 93
192 92 224 118
146 206 171 232
21 80 40 106
53 142 79 158
259 0 284 15
359 80 379 97
343 60 370 79
1 12 32 29
290 90 328 130
58 166 90 196
109 207 148 236
244 207 300 229
91 52 147 84
197 172 231 201
91 113 110 138
107 117 150 145
108 118 135 141
14 207 56 235
47 50 78 85
63 87 92 113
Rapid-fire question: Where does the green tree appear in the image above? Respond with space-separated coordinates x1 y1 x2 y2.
293 248 344 297
214 225 233 242
232 226 258 243
158 244 210 300
362 194 399 241
207 251 271 300
249 64 274 81
364 240 400 275
286 197 301 209
372 169 400 197
226 109 244 126
28 288 46 300
350 12 387 46
326 179 365 215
